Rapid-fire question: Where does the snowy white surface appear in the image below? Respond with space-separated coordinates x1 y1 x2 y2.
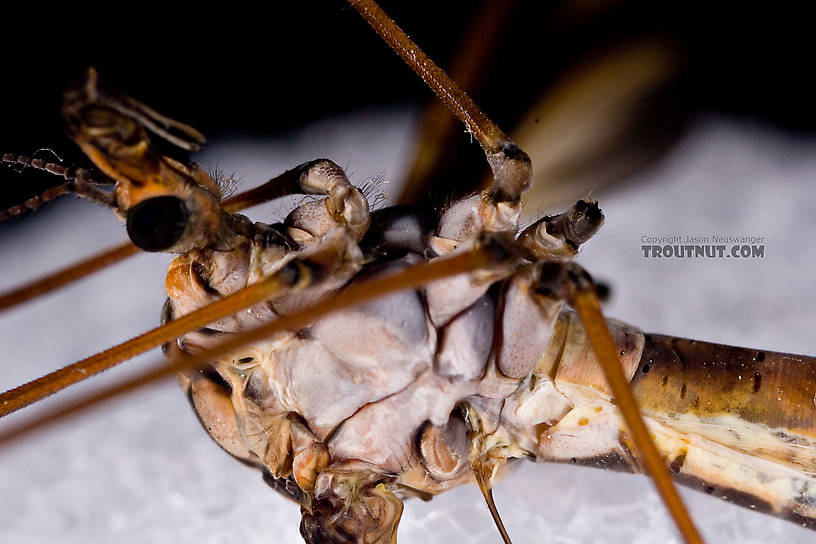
1 109 815 544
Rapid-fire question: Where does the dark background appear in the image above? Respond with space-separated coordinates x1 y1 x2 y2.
1 1 814 213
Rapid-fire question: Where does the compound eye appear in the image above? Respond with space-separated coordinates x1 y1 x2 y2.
126 196 188 251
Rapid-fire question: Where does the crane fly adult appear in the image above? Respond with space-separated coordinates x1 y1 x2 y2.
1 1 816 544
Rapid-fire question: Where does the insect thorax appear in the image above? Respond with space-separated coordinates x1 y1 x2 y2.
161 194 645 520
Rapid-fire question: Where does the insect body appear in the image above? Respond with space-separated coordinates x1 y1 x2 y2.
3 107 816 544
1 2 816 540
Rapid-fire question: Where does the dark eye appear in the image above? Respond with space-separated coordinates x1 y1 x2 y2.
126 196 188 251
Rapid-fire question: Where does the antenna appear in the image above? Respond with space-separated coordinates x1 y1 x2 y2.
1 153 116 221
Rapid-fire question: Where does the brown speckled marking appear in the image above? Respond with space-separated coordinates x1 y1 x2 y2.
631 335 816 436
556 450 636 474
670 448 687 473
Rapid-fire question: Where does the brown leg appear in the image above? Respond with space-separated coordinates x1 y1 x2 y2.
563 264 704 544
0 243 500 446
398 0 516 205
0 159 366 313
0 227 364 418
348 0 532 204
472 456 513 544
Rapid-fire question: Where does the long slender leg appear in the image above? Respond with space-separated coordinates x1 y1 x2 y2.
0 222 370 417
350 0 534 338
398 0 515 204
0 249 298 417
348 0 532 204
0 243 140 312
564 265 704 544
0 243 501 445
346 3 702 539
0 159 363 314
472 458 513 544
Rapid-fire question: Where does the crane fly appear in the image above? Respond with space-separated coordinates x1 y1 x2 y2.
1 1 816 544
